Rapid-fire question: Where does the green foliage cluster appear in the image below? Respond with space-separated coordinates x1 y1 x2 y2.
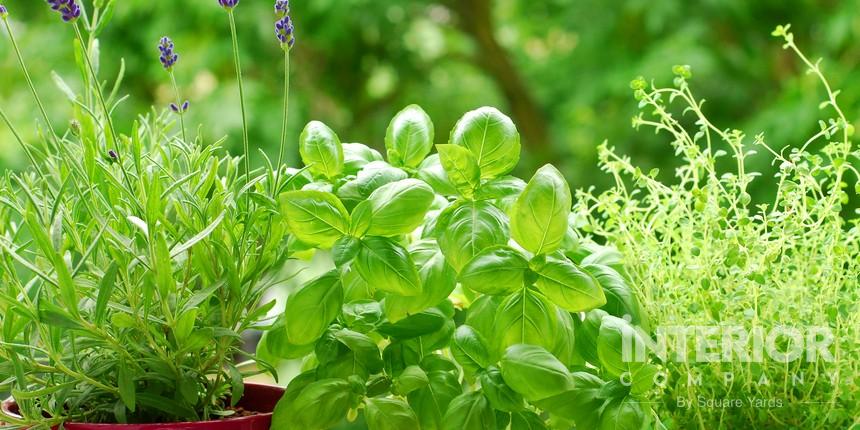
265 105 660 430
579 26 860 429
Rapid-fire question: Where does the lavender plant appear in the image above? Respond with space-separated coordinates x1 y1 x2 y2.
0 0 299 426
579 26 860 428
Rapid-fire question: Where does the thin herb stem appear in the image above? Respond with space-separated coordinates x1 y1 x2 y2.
226 11 251 184
169 71 188 142
274 49 291 196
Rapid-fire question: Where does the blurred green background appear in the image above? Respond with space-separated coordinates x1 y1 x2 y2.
1 0 859 200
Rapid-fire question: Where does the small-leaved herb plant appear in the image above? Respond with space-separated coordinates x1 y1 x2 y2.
264 103 661 430
579 26 859 428
0 0 298 427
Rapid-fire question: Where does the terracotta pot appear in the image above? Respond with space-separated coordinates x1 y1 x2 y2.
1 383 283 430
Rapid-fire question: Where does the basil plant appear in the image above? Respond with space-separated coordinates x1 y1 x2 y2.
265 105 658 429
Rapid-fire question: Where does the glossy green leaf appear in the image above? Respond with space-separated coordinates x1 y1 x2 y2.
436 144 480 197
94 262 118 326
332 328 384 373
342 142 384 175
358 178 435 236
417 154 459 196
584 264 649 330
599 397 649 430
354 236 422 296
459 246 528 296
336 161 408 210
597 316 648 379
366 397 421 430
493 289 558 353
533 372 605 428
284 270 344 345
299 120 344 179
386 104 435 168
280 190 350 248
118 362 136 413
408 370 462 430
479 366 525 412
510 164 571 255
384 239 457 323
451 325 492 377
500 344 574 402
576 309 608 366
450 107 521 179
394 365 430 395
271 379 354 429
442 391 497 430
379 307 446 339
510 411 547 430
533 257 606 312
438 201 509 272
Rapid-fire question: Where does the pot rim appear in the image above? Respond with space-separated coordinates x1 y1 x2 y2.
1 382 284 428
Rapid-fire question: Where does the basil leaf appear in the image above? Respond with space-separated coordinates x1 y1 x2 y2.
576 309 609 366
550 307 581 368
280 190 350 248
459 246 528 296
533 371 605 428
332 328 384 373
533 257 606 312
479 366 525 412
417 154 459 196
596 316 648 379
355 236 422 296
493 289 558 353
408 370 462 430
365 397 421 430
284 270 343 345
299 121 344 179
510 164 571 255
510 411 547 430
598 396 649 430
450 107 521 179
393 365 430 396
438 201 509 272
442 391 497 430
332 236 361 267
500 344 574 402
358 178 435 236
336 161 408 210
451 325 492 377
386 104 435 168
384 240 457 323
379 308 446 339
584 263 650 330
475 176 527 213
436 144 480 198
271 378 353 429
465 295 502 346
342 142 383 175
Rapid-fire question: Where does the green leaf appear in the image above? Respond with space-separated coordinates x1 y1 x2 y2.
597 316 648 379
493 289 558 353
117 363 137 412
394 365 430 396
336 161 408 210
533 372 605 428
227 364 244 407
510 411 548 430
379 308 446 339
576 309 609 365
438 201 509 272
451 325 492 377
271 379 354 429
173 307 197 345
280 190 350 248
331 328 384 373
94 263 118 326
332 236 362 267
500 344 574 402
450 107 521 179
384 239 457 323
459 246 528 296
533 257 606 312
386 104 435 168
408 370 462 430
284 270 344 345
479 366 525 412
598 397 649 430
343 142 384 175
355 237 422 296
442 391 497 430
299 120 344 179
436 144 481 198
417 154 459 196
366 397 421 430
359 178 435 236
584 264 649 330
510 164 572 255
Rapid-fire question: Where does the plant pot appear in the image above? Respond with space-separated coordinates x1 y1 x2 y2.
1 383 283 430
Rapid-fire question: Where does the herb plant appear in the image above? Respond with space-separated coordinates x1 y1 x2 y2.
579 26 859 428
0 0 299 426
264 104 661 429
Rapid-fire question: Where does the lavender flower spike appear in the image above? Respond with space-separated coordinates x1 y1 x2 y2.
275 0 289 17
218 0 240 9
275 16 295 49
158 37 179 70
47 0 81 22
0 4 9 19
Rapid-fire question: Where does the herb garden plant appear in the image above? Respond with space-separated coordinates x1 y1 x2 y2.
0 0 658 429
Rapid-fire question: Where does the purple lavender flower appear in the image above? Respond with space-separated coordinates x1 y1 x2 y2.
274 0 289 17
275 16 295 48
158 37 179 70
47 0 81 22
107 149 118 161
169 101 190 113
0 4 9 19
218 0 240 9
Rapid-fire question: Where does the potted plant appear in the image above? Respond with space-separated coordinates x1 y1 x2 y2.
0 0 299 428
262 103 660 429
